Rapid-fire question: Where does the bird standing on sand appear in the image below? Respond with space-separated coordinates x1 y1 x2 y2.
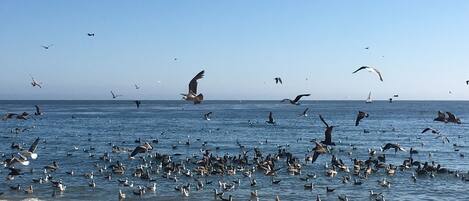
319 115 335 145
181 70 205 104
281 94 310 105
352 66 383 81
355 111 369 126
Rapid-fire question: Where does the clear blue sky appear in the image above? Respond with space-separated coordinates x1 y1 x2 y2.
1 1 469 100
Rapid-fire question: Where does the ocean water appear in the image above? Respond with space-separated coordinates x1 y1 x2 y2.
0 100 468 201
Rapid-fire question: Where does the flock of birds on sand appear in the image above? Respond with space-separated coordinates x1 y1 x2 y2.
2 39 469 201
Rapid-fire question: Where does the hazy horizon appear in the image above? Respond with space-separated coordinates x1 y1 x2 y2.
2 1 469 100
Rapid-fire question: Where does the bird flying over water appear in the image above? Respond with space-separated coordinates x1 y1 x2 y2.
181 70 205 104
311 141 327 164
134 84 140 89
87 33 95 37
274 77 282 84
34 105 43 116
134 100 141 108
319 115 335 146
111 91 122 99
352 66 383 81
130 142 153 158
300 108 309 117
21 137 40 160
204 112 212 121
30 76 42 88
422 127 440 134
266 112 275 124
382 143 406 153
355 111 369 126
466 80 469 85
281 94 310 105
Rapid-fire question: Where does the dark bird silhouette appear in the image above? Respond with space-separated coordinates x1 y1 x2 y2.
87 33 95 37
204 112 212 120
382 143 406 153
434 111 447 123
319 115 335 145
30 76 42 88
134 84 140 89
311 141 327 164
466 80 469 85
41 44 54 49
134 100 141 108
274 77 282 84
181 70 205 104
34 105 43 116
352 66 383 81
446 112 461 124
111 91 123 99
364 47 370 50
281 94 310 105
266 112 275 124
130 142 153 158
422 127 439 134
22 137 40 159
355 111 369 126
2 113 18 120
300 108 309 117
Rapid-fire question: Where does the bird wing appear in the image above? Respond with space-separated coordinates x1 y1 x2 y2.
279 78 282 84
421 128 431 133
35 105 41 114
28 138 40 153
130 146 145 157
382 143 392 151
312 151 321 164
355 112 363 126
189 70 204 94
371 68 384 81
293 94 310 102
303 108 309 114
352 66 368 74
319 115 329 127
268 112 274 122
111 91 115 97
466 80 469 85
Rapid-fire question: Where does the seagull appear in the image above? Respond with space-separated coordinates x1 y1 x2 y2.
41 44 54 49
21 137 40 160
421 127 440 134
310 141 328 164
364 47 370 50
319 115 335 145
130 142 153 158
134 100 141 108
30 76 42 88
466 80 469 85
266 112 275 125
382 143 406 153
352 66 383 81
34 105 43 116
181 70 205 104
111 91 123 99
87 33 95 37
300 108 309 117
355 111 369 126
134 84 140 89
274 77 282 84
204 112 212 121
281 94 310 105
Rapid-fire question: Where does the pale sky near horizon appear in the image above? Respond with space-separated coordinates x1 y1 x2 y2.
1 1 469 100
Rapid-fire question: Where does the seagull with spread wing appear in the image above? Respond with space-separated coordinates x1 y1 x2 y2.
30 76 42 88
21 137 40 160
319 115 335 146
181 70 205 104
111 91 123 99
352 66 383 81
281 94 310 105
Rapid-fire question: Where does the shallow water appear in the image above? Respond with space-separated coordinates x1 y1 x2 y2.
0 100 468 201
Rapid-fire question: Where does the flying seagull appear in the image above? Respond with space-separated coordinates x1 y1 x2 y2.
319 115 335 146
364 47 370 50
41 44 54 49
87 33 95 37
134 84 140 89
421 127 440 134
34 105 43 116
274 77 282 84
352 66 383 81
300 108 309 117
311 141 328 164
204 112 212 121
181 70 205 104
281 94 310 105
111 91 123 99
30 76 42 88
21 137 40 160
134 100 141 108
266 112 275 125
466 80 469 85
382 143 406 153
355 111 369 126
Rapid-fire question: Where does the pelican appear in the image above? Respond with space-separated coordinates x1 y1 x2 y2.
352 66 383 81
319 115 335 146
204 112 212 121
281 94 310 105
181 70 205 104
130 142 153 158
355 111 369 126
274 77 282 84
111 91 123 99
30 76 42 88
21 137 40 160
266 112 275 124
